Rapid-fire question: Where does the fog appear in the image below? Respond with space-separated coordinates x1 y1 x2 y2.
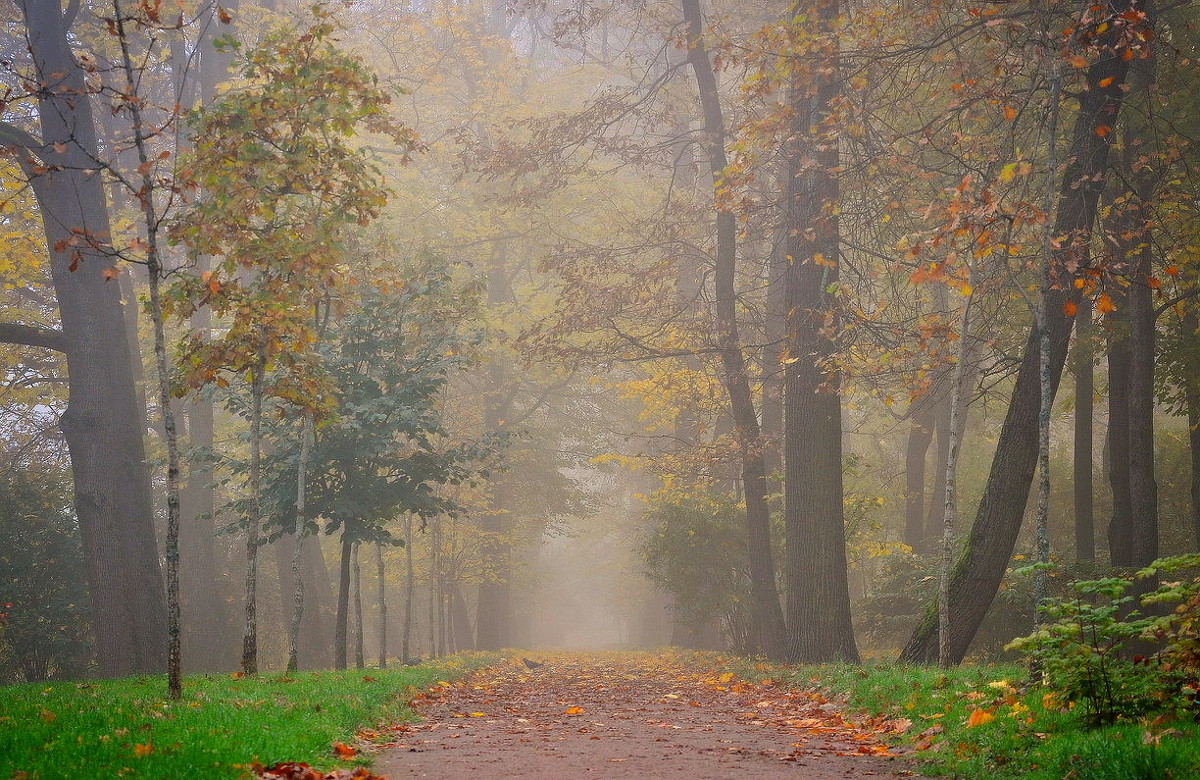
1 0 1197 683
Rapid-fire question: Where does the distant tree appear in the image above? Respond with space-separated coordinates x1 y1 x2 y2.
639 492 752 652
0 470 92 683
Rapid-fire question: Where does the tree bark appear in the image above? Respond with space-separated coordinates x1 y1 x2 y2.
335 533 352 669
681 0 787 659
1073 297 1096 562
1107 304 1134 565
781 0 858 664
18 0 167 677
377 542 388 668
905 407 935 552
900 8 1138 662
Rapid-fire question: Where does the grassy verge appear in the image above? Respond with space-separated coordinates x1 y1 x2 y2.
773 661 1200 779
0 652 498 779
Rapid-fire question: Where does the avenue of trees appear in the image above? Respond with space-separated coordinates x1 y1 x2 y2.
1 0 1198 686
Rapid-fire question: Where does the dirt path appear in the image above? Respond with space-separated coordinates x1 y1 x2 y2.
372 652 921 779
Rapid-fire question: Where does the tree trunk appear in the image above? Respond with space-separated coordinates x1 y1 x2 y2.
905 407 936 552
335 533 352 669
287 416 312 672
782 0 858 664
241 346 265 675
900 10 1137 662
681 0 786 659
1128 242 1158 567
1073 297 1096 562
112 1 184 696
403 515 414 660
940 291 974 667
377 542 388 668
1185 307 1200 550
17 1 167 677
353 541 365 669
1107 306 1134 565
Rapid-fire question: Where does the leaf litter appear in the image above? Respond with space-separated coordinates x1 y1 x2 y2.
370 651 920 778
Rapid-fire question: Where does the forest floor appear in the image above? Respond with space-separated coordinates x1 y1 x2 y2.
371 651 921 779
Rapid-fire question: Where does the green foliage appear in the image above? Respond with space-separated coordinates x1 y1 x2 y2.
0 653 498 778
0 470 92 683
639 491 750 647
271 268 501 545
1007 555 1200 726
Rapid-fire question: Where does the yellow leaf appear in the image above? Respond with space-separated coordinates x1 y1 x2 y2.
565 706 584 714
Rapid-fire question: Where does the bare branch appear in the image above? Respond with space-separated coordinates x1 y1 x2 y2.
0 322 66 353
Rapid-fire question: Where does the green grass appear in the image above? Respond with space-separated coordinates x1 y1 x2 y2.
772 662 1200 779
0 653 498 779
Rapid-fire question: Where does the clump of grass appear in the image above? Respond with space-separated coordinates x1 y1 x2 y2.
0 652 497 779
767 661 1200 779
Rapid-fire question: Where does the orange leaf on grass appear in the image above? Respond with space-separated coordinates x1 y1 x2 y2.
332 741 357 759
966 708 996 727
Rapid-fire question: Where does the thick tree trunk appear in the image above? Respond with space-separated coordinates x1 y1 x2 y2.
782 0 858 664
1185 307 1200 550
19 1 167 677
682 0 787 659
900 10 1137 662
1128 244 1158 567
1107 309 1134 565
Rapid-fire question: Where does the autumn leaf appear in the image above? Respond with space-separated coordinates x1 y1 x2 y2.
564 706 584 714
332 741 357 759
1095 293 1116 313
966 708 996 727
1063 301 1078 316
1003 105 1016 121
133 742 154 757
217 5 232 23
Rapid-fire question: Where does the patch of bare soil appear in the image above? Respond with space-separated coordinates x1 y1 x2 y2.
372 652 923 779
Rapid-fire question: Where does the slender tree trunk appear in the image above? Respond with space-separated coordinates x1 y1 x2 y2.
242 345 266 675
287 416 312 672
451 584 473 653
1074 297 1096 562
377 542 387 668
335 533 352 669
353 542 365 669
905 407 936 552
939 290 974 668
900 6 1138 662
681 0 786 659
403 515 414 660
112 0 184 696
924 395 953 550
